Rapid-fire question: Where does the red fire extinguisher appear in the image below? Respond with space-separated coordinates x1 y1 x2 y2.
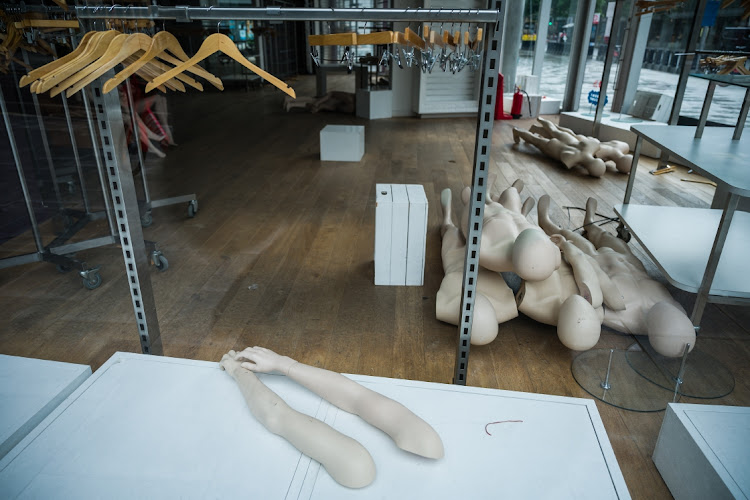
510 85 524 119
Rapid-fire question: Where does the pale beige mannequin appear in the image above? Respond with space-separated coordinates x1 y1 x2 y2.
522 195 696 357
284 92 355 113
219 351 376 488
513 125 607 177
528 117 633 174
437 188 518 345
233 347 445 460
459 181 561 281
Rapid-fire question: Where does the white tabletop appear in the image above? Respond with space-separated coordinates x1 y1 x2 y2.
630 124 750 196
0 352 629 499
0 354 91 460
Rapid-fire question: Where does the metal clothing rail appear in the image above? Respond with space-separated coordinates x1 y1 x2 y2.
75 6 500 23
76 4 504 385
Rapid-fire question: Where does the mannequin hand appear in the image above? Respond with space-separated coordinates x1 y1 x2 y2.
234 346 298 375
219 350 243 377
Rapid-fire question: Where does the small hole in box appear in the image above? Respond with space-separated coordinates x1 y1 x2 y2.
381 191 388 195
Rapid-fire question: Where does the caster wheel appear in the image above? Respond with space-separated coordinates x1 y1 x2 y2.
82 272 102 290
154 254 169 272
616 224 632 243
141 212 153 227
187 200 198 218
56 264 73 273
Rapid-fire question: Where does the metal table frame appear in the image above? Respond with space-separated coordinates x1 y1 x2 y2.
74 4 503 385
620 124 750 328
691 73 750 140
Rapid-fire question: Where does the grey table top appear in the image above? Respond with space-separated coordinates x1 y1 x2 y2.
631 124 750 196
690 73 750 88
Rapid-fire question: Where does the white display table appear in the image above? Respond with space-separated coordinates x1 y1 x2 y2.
0 353 629 499
0 354 91 460
653 403 750 500
320 125 365 162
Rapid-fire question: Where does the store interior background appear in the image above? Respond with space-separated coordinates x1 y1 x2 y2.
1 0 749 498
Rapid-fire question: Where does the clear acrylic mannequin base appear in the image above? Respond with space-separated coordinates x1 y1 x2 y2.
571 335 734 412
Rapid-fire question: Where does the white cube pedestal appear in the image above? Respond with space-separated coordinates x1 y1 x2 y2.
356 89 393 120
374 184 428 286
320 125 365 162
653 403 750 500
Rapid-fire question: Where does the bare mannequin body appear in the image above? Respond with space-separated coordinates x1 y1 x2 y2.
514 117 633 175
459 181 561 281
437 188 518 345
519 195 696 357
220 347 443 487
284 91 355 113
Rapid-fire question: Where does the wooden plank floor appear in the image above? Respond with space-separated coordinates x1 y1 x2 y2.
2 75 748 499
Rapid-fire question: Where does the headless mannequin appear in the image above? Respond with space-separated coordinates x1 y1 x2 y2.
437 188 519 345
221 347 444 487
459 181 561 281
519 195 695 357
514 117 633 176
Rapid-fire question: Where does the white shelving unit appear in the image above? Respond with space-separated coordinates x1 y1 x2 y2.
617 124 750 326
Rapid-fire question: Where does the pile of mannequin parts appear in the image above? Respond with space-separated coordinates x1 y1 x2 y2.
512 118 634 177
436 179 696 359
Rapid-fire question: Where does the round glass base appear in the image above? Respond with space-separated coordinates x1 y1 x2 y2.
571 348 674 412
626 340 734 399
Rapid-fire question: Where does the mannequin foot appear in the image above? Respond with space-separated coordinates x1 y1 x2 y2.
584 197 597 227
440 188 454 235
512 127 521 144
537 194 562 235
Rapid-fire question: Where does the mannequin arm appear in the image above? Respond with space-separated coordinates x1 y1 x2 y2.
235 347 444 459
220 352 376 488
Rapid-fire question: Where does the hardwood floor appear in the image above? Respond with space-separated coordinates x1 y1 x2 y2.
2 75 748 499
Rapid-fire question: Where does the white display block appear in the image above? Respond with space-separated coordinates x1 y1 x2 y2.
356 89 393 120
320 125 365 162
539 96 562 115
0 354 90 460
503 93 543 118
516 74 540 95
653 403 750 500
405 185 428 286
0 353 630 499
374 184 428 286
374 184 392 286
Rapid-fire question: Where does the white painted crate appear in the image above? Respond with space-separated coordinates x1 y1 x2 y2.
374 184 428 286
320 125 365 162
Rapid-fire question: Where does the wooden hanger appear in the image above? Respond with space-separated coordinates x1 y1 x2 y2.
56 33 201 97
52 32 202 97
34 30 120 93
19 31 98 87
308 33 357 46
103 31 223 94
13 19 79 30
145 33 295 97
403 28 426 50
355 31 396 45
469 28 483 51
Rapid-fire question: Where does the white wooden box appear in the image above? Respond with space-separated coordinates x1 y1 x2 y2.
0 354 91 459
320 125 365 162
374 184 428 286
653 403 750 500
0 352 630 499
356 89 393 120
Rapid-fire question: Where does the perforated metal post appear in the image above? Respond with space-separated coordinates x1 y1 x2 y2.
90 76 163 355
453 0 503 385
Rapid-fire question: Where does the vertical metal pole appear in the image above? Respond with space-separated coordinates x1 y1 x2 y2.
562 0 596 111
90 75 163 356
1 85 45 253
732 87 750 140
672 343 691 402
454 0 503 386
689 193 738 327
22 49 65 209
532 0 551 78
124 78 151 206
667 0 709 126
601 348 614 390
622 135 642 204
9 60 43 174
61 94 91 213
593 0 624 137
695 80 715 139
